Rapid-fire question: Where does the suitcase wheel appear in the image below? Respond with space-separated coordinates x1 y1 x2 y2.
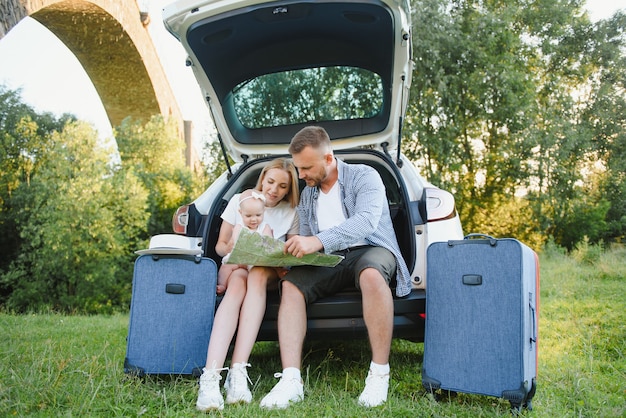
435 390 457 402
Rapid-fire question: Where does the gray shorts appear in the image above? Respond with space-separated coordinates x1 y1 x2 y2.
282 246 397 304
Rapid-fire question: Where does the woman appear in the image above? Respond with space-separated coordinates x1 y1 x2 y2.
196 158 300 411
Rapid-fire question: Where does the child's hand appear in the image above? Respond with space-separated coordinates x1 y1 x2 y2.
232 224 243 238
216 284 226 295
262 224 273 237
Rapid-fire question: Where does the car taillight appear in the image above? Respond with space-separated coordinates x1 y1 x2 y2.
425 188 457 222
172 205 189 235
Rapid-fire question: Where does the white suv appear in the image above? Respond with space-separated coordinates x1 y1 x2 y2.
163 0 463 341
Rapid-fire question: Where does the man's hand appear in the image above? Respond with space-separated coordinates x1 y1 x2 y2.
284 235 324 258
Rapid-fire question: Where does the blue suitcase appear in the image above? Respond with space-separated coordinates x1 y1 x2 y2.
422 234 539 411
124 254 217 376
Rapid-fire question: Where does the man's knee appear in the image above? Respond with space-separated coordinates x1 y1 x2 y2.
281 280 305 301
359 268 388 292
281 279 298 294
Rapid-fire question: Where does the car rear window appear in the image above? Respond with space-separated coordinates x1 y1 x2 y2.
232 66 383 129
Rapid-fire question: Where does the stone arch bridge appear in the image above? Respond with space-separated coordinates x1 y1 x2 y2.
1 0 197 166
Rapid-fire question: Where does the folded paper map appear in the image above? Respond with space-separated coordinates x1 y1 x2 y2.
226 228 343 267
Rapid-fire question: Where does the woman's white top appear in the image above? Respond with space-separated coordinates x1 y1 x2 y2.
221 193 299 242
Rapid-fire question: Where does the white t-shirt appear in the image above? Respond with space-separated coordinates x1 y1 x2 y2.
317 181 345 232
221 193 299 241
316 181 368 247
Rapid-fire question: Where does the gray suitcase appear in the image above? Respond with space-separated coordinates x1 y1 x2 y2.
422 234 539 411
124 254 217 376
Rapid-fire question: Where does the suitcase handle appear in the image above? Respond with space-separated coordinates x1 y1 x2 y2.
464 233 496 241
166 283 186 294
151 254 203 264
529 294 537 346
447 233 497 246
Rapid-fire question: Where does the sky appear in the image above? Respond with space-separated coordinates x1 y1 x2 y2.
0 0 624 147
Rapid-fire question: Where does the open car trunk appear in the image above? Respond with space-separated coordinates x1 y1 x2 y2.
202 151 426 342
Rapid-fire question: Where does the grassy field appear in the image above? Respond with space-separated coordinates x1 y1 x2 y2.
1 245 624 417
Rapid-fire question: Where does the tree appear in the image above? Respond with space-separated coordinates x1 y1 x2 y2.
233 67 383 128
202 136 232 183
579 12 626 243
115 116 204 237
407 0 543 239
0 86 75 277
0 87 211 312
405 0 625 248
2 121 149 312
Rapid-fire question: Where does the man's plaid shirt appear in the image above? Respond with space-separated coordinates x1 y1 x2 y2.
297 158 411 297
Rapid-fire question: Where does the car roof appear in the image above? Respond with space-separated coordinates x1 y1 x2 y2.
164 0 412 162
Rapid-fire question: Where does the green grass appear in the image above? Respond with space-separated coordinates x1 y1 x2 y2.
1 246 625 417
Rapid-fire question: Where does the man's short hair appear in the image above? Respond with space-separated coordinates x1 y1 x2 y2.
288 126 332 155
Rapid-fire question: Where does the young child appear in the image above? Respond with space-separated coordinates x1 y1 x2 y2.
216 189 273 295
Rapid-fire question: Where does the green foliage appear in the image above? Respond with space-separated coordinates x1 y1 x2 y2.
1 2 625 310
407 0 546 243
234 67 383 128
202 137 232 183
406 0 626 248
462 195 545 250
570 236 604 265
0 86 75 274
581 12 626 244
1 121 149 313
115 116 202 236
0 87 206 313
2 247 625 416
552 195 610 252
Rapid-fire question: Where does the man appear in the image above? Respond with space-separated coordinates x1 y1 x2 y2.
260 126 411 409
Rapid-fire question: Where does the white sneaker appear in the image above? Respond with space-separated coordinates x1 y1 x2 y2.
224 362 253 404
196 367 226 411
259 372 304 409
358 370 389 407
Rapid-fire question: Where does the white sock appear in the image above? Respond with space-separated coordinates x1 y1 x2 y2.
370 361 390 375
282 367 301 381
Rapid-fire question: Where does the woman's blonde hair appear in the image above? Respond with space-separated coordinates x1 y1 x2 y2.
255 158 300 208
